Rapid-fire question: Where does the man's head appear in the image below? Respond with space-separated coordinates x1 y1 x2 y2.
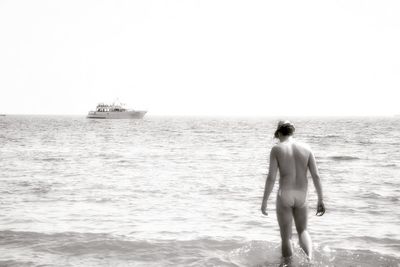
274 120 295 138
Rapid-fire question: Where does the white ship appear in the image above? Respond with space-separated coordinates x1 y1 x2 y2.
87 102 146 119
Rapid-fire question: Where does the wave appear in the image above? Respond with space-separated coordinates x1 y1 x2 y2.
375 163 398 168
41 157 65 162
361 192 383 199
12 181 53 195
310 134 341 139
327 156 361 161
0 231 399 266
359 192 400 203
349 236 400 247
0 260 34 267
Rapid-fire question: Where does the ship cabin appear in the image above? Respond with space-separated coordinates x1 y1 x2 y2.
96 103 127 112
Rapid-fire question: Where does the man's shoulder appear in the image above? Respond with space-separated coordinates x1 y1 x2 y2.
294 141 312 152
271 144 282 154
272 143 284 150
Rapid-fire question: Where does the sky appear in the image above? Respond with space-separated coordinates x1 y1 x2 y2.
0 0 399 117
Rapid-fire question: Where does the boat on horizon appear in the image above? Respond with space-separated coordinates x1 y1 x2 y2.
87 102 146 119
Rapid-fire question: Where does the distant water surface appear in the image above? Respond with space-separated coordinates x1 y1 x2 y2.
0 115 399 266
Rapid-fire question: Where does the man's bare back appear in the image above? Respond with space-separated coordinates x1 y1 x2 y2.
275 140 311 189
274 140 310 207
261 121 325 264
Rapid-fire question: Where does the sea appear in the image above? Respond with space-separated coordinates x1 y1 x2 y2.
0 115 399 267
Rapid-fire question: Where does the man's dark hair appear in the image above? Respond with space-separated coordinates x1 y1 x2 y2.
274 122 295 138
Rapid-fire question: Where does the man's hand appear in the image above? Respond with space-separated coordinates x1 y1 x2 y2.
316 201 325 216
261 202 268 216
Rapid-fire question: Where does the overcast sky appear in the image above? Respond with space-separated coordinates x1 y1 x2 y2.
1 0 399 116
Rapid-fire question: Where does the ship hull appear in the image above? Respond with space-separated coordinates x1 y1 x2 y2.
86 110 146 119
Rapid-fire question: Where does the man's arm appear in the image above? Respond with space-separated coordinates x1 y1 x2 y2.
261 147 278 215
308 151 325 216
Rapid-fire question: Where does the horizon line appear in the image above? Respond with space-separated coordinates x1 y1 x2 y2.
1 113 399 118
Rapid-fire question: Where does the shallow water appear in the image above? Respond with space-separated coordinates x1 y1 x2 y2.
0 115 399 266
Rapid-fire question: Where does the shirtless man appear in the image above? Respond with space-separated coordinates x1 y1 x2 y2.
261 121 325 263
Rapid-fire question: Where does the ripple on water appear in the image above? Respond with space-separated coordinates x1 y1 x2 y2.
1 116 400 265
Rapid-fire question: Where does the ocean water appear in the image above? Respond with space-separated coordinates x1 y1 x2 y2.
0 115 399 267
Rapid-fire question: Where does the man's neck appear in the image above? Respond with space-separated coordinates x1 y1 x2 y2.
279 136 293 143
